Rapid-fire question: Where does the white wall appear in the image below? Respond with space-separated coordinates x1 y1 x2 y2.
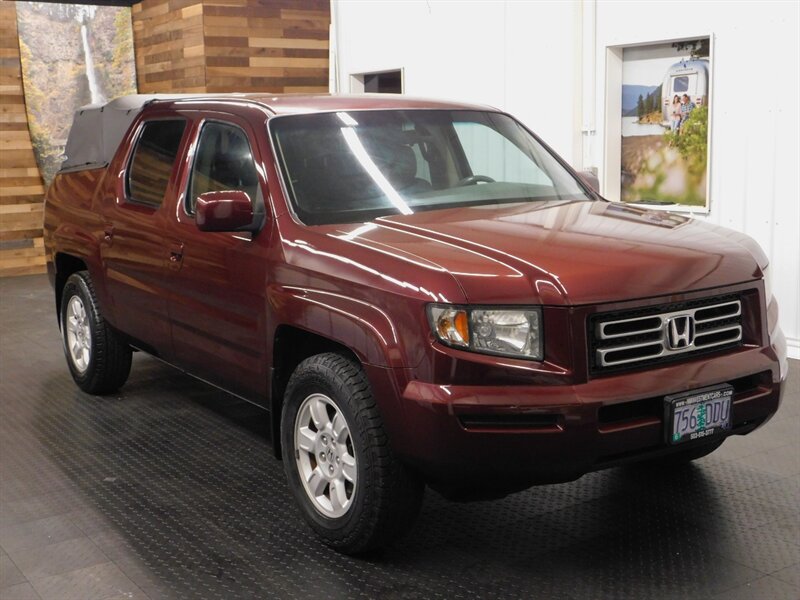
333 0 800 357
332 0 580 162
591 0 799 357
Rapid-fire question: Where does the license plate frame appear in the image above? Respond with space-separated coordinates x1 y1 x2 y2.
665 383 733 445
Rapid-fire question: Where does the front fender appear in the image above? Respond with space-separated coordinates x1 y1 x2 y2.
268 285 425 369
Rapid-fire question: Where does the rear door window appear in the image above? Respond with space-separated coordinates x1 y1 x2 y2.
127 120 186 207
186 122 259 215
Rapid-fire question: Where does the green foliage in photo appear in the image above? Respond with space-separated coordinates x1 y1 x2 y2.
665 106 708 179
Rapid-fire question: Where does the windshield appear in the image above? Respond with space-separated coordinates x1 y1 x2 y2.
270 110 593 225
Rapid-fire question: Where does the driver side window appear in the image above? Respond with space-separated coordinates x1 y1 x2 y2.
187 122 259 215
452 121 553 186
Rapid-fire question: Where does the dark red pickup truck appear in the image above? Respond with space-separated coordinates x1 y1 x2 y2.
44 94 787 554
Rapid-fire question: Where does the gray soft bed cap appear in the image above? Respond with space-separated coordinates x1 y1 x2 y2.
60 94 207 172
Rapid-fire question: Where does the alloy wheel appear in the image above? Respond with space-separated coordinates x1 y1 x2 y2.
294 393 357 518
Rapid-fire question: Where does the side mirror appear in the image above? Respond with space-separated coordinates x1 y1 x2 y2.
195 191 260 232
578 170 600 194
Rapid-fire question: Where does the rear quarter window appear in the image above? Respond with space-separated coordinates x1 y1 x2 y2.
127 119 186 207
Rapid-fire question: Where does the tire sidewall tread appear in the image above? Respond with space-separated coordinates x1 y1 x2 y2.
60 271 131 395
281 352 423 554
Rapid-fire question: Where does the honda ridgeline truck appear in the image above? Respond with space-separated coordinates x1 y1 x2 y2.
43 94 788 554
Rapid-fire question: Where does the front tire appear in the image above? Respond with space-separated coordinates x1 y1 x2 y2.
281 353 424 554
60 271 132 394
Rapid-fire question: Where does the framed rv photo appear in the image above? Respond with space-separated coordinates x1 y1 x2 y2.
604 36 713 213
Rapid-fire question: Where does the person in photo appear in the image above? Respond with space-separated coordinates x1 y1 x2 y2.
679 94 696 133
671 95 682 133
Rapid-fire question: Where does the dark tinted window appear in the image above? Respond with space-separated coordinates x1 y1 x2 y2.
271 110 591 226
127 120 186 207
187 122 259 214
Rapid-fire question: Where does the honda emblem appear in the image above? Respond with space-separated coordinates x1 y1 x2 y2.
666 315 695 349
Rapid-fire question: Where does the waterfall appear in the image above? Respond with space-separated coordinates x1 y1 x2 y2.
78 15 105 104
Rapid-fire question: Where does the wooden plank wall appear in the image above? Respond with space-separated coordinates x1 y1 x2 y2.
132 0 207 92
0 2 47 277
133 0 330 94
204 0 330 93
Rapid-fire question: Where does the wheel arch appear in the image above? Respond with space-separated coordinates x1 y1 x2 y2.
270 325 361 459
54 253 89 326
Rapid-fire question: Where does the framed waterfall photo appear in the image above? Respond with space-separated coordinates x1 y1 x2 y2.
16 2 137 185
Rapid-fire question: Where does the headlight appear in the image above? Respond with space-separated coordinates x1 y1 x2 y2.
763 264 773 303
427 305 543 360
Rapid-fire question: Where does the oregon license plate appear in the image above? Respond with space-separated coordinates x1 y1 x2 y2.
665 384 733 445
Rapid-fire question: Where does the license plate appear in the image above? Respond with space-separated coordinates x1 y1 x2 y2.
665 384 733 445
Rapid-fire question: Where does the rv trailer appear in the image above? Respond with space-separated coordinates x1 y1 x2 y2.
661 58 710 127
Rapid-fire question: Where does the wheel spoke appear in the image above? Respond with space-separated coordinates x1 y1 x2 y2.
309 397 331 430
342 454 357 484
294 391 358 518
297 426 316 453
307 467 327 496
330 479 347 511
332 413 349 442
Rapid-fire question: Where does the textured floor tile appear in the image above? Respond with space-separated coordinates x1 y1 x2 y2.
0 581 42 600
64 508 113 538
0 554 27 589
772 563 800 588
714 575 800 600
8 537 108 581
751 515 800 548
0 493 74 527
101 594 151 600
711 529 800 574
29 561 144 600
1 274 799 600
734 446 800 478
0 515 84 554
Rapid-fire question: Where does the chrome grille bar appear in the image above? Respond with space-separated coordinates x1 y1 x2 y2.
594 299 742 368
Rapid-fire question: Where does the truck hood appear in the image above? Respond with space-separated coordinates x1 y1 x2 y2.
325 200 764 306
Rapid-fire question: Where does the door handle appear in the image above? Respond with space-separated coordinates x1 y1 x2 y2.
103 224 114 244
168 242 184 269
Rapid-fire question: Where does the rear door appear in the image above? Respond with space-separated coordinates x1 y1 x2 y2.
163 111 270 401
100 115 189 358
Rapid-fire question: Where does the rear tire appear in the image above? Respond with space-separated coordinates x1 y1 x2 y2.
60 271 132 394
281 352 424 555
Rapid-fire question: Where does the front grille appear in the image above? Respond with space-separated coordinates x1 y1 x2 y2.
589 294 743 374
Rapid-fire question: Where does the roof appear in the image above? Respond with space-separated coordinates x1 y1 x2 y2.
160 92 497 115
60 93 497 172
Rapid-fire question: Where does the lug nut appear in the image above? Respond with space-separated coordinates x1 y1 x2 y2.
319 452 326 462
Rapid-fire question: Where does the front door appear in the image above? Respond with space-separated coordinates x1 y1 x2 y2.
165 114 270 401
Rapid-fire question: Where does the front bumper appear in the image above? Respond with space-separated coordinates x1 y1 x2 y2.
386 343 784 493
